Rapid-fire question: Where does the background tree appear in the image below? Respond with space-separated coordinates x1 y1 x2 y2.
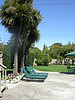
29 47 42 59
49 43 61 58
0 37 4 51
3 35 14 68
43 44 49 54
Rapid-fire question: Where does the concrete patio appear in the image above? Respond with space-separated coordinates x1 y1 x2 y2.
0 72 75 100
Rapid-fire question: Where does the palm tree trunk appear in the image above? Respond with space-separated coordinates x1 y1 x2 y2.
24 55 26 68
14 34 18 76
13 23 22 76
21 30 30 68
21 41 32 69
24 42 32 66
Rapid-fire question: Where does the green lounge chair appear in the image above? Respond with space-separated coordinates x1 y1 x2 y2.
22 67 46 79
29 66 48 75
67 66 73 73
26 66 47 77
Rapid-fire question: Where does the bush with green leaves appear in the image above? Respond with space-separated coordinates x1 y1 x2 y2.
35 59 44 66
27 53 35 66
42 56 50 66
49 56 52 62
37 54 49 59
35 56 50 66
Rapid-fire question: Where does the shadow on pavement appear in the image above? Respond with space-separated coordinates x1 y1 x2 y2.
59 72 75 75
21 78 45 82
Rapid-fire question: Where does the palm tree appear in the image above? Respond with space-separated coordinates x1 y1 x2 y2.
0 0 42 75
20 9 42 68
0 0 33 75
23 28 40 68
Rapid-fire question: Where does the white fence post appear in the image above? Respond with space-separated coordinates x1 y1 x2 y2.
0 68 2 97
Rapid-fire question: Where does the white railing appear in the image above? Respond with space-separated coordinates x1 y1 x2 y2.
0 63 7 97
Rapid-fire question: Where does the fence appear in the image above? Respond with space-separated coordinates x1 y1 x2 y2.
0 51 7 97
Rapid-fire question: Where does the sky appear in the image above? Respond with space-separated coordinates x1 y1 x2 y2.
0 0 75 50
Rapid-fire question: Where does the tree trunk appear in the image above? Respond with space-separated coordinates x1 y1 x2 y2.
21 30 30 67
25 54 28 68
22 41 32 69
13 34 18 76
13 23 22 76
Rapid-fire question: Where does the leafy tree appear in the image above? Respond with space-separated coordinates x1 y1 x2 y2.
48 42 75 65
3 35 14 68
29 47 42 59
68 41 71 46
43 44 49 54
49 44 61 58
53 43 62 47
0 37 4 51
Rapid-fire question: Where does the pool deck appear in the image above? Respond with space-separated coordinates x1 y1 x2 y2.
0 72 75 100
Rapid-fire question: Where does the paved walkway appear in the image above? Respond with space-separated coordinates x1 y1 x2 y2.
0 72 75 100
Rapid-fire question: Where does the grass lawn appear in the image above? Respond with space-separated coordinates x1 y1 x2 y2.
33 64 75 72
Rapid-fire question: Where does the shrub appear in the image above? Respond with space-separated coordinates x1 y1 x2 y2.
49 56 52 62
27 53 35 66
35 59 44 66
42 56 50 66
35 56 50 66
36 54 49 59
